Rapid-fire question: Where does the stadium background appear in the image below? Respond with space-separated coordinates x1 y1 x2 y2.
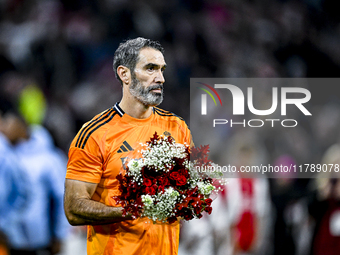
1 0 340 255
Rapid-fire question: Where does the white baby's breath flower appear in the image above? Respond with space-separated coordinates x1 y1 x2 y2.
197 182 215 196
128 159 140 171
165 186 180 199
126 159 144 183
141 187 181 222
139 135 188 172
141 195 154 207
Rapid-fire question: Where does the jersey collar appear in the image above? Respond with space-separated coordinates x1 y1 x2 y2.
113 102 125 117
113 102 155 125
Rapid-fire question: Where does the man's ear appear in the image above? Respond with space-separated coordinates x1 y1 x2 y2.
117 66 131 85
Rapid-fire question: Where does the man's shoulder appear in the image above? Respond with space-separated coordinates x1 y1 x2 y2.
153 107 191 144
72 107 121 150
153 107 185 122
85 107 119 124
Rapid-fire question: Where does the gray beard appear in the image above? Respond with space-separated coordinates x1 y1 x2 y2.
129 76 163 106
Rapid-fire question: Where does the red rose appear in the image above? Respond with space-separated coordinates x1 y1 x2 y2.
205 198 213 206
176 176 187 186
205 206 212 214
158 177 169 187
184 213 194 221
145 186 156 195
170 171 181 181
143 178 152 187
178 167 189 178
194 206 202 215
158 186 165 193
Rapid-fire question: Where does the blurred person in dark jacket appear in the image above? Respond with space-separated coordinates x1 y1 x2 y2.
0 99 69 255
0 101 27 255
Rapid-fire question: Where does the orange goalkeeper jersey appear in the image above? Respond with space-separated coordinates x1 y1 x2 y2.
66 103 192 255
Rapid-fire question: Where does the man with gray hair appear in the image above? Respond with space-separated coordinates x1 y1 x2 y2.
64 37 192 255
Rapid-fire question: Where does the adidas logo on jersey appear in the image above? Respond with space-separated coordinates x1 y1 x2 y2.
117 141 134 153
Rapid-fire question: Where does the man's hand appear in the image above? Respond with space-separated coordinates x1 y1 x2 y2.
64 179 131 225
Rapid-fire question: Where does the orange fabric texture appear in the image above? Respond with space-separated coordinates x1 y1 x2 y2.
66 104 191 255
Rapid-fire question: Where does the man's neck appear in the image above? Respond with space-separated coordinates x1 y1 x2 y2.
119 97 153 119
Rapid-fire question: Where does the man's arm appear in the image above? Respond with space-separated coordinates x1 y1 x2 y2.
64 179 131 226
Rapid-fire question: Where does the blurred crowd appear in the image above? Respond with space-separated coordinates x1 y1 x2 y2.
1 0 340 254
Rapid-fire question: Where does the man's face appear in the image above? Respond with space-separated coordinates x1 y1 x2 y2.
129 47 166 106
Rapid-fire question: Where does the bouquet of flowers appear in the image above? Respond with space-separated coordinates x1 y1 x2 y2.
114 132 223 224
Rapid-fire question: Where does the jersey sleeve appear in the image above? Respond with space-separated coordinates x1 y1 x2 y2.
186 123 194 148
66 137 103 184
181 120 194 147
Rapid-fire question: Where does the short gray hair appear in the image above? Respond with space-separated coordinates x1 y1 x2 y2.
113 37 164 85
